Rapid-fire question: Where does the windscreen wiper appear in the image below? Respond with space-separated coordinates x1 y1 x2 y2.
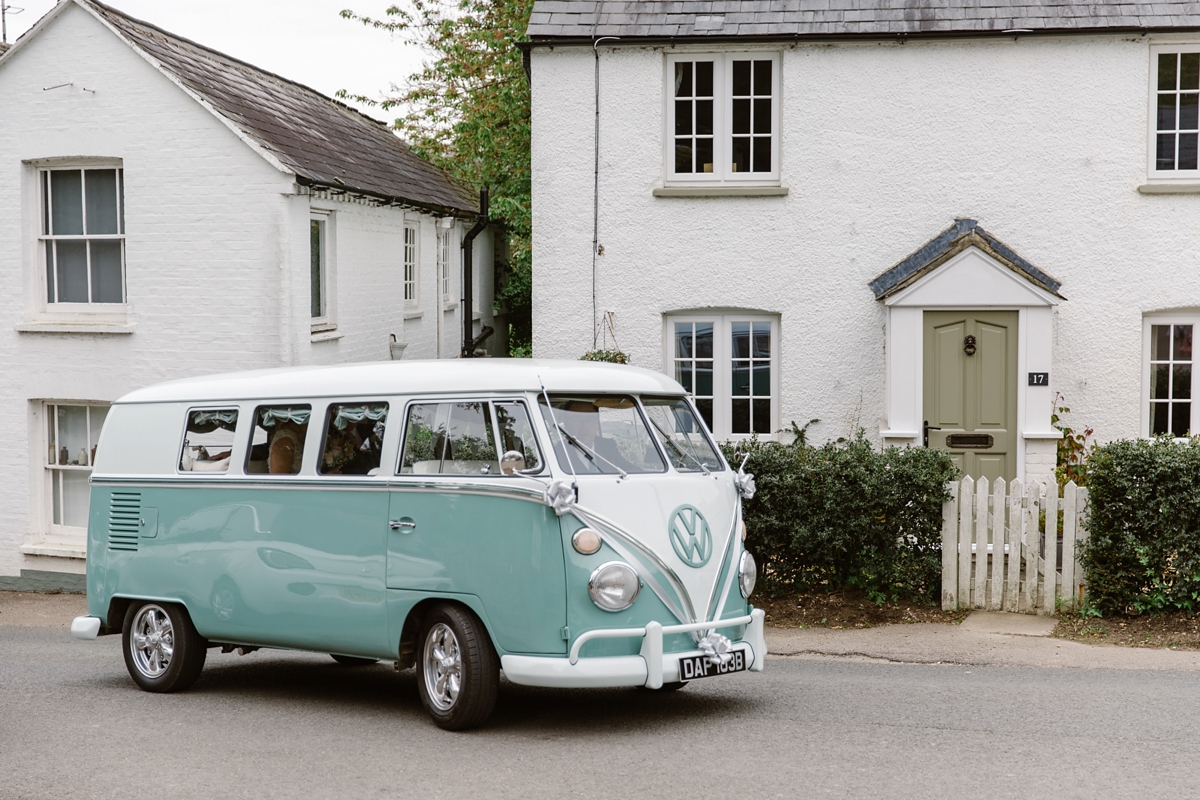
645 415 709 475
555 424 627 479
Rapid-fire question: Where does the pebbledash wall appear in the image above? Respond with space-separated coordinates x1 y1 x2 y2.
530 32 1200 485
0 3 491 588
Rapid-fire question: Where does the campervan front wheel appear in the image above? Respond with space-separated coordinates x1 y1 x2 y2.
121 602 207 693
416 603 499 731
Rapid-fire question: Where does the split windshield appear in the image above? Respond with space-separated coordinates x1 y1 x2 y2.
538 395 666 475
640 396 724 472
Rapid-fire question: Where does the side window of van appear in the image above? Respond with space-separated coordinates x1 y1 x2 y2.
494 401 542 474
246 405 311 475
179 409 238 473
320 402 388 475
400 402 500 475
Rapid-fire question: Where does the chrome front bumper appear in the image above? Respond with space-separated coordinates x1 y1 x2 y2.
501 608 766 689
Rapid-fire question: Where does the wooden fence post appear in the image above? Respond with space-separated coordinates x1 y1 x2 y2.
942 480 959 611
989 478 1006 611
1060 481 1078 611
1042 482 1059 616
1005 479 1022 611
957 476 974 609
1023 482 1039 613
974 476 989 609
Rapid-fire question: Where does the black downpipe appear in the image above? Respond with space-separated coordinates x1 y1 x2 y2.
460 187 489 358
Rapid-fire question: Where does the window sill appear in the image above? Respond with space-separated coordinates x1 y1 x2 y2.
404 310 424 320
653 185 789 198
1138 182 1200 194
20 542 86 559
16 320 134 334
311 329 343 343
1022 430 1064 440
443 302 458 311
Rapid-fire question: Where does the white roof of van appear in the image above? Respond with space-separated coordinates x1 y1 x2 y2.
116 359 686 404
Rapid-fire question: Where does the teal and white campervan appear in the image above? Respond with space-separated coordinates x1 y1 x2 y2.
71 360 763 729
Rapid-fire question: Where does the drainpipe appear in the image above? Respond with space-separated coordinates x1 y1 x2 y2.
461 187 489 358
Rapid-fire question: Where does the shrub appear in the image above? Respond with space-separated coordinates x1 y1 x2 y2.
720 428 957 604
1081 437 1200 615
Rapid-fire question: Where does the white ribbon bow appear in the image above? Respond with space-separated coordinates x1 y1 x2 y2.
543 480 577 517
735 471 756 500
697 632 734 666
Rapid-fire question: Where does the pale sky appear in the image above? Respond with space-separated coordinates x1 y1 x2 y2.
3 0 428 122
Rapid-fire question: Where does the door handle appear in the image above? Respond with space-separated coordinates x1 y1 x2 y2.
389 517 417 532
923 420 941 448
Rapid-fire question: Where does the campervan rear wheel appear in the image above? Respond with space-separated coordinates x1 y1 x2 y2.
121 602 207 693
416 603 498 731
330 655 379 667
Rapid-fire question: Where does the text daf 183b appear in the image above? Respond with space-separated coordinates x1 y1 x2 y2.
71 359 764 729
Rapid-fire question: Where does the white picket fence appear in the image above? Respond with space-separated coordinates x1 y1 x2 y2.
940 477 1089 615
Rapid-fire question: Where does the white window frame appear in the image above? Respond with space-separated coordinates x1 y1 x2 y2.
403 223 419 306
38 163 126 308
310 210 337 333
664 52 781 187
41 402 110 545
438 219 455 306
1142 314 1199 438
1147 43 1200 184
664 313 780 441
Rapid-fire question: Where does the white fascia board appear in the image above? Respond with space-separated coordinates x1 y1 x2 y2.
70 0 295 179
885 246 1061 308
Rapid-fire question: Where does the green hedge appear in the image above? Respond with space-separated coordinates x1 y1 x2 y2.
720 430 957 604
1081 437 1200 615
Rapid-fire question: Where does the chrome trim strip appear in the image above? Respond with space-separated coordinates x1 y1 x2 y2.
706 499 743 626
568 504 697 625
568 613 753 664
90 476 550 504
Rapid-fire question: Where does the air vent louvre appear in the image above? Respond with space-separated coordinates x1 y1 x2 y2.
107 491 141 552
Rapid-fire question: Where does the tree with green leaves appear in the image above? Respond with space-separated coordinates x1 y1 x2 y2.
340 0 533 355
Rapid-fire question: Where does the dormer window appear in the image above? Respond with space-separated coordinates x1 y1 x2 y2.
665 53 780 186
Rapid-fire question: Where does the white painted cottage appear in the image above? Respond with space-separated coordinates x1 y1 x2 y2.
526 0 1200 489
0 0 497 591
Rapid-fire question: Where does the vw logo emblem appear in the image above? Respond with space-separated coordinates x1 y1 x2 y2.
669 505 712 568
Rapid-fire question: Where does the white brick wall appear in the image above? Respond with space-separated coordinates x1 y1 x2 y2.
0 3 490 579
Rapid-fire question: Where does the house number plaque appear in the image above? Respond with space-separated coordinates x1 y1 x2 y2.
1028 372 1049 386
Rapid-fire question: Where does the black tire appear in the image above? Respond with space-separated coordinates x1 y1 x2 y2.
122 601 207 693
331 655 379 667
415 603 499 731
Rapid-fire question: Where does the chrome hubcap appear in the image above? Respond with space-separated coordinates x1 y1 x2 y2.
422 623 462 712
130 604 174 678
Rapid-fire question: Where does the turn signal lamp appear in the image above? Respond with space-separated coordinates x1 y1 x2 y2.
572 528 602 555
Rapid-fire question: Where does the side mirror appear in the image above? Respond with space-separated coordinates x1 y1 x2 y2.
500 450 526 475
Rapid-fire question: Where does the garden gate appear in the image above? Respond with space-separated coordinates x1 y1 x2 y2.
940 478 1089 614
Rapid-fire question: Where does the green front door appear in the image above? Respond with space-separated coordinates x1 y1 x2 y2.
923 310 1018 483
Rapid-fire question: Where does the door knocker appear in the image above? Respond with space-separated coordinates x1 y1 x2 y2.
963 335 977 356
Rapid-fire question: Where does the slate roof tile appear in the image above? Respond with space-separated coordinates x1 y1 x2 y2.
529 0 1200 38
81 0 477 215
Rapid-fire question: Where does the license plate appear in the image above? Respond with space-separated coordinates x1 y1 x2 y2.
677 648 748 681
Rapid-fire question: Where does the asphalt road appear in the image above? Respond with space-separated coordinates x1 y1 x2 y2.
5 618 1200 800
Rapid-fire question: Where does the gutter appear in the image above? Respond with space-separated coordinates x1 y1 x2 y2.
518 26 1182 50
295 175 476 220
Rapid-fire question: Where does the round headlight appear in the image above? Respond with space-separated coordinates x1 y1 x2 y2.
588 562 640 612
572 527 602 555
738 551 757 598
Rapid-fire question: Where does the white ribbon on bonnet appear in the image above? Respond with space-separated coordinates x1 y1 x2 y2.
543 479 577 517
